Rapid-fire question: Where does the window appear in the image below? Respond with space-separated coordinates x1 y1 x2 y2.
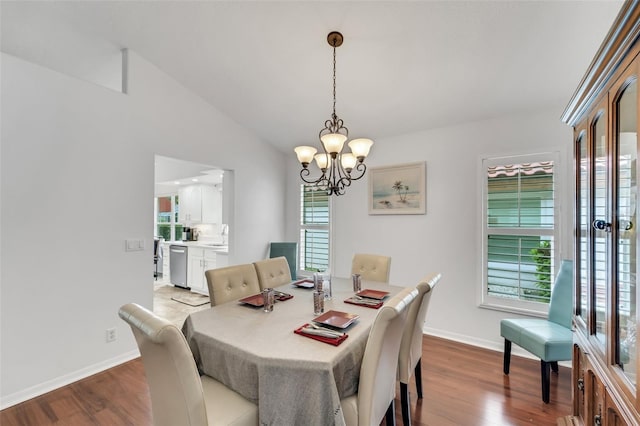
300 185 330 273
155 195 182 241
481 153 559 314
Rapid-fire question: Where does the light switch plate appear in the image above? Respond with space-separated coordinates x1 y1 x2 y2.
125 239 144 251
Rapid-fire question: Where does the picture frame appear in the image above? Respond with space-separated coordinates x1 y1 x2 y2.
368 161 426 215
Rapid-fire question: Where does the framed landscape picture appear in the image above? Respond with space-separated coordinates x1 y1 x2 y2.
368 162 426 215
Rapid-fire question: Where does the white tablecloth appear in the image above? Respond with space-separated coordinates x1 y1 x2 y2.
182 278 404 426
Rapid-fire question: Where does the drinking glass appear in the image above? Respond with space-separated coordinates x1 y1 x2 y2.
313 290 325 315
322 271 332 300
352 274 362 292
262 288 275 312
313 272 323 291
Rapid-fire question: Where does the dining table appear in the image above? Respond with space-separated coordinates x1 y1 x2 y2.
181 277 406 426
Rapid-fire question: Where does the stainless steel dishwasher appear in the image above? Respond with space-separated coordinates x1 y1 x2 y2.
169 244 189 289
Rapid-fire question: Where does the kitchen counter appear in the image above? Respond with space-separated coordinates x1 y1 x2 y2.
161 240 228 254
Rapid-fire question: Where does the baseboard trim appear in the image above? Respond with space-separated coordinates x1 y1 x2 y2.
423 327 572 368
0 350 140 410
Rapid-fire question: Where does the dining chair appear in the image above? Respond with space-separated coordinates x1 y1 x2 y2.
340 286 418 426
205 263 261 306
351 253 392 283
268 242 298 280
253 256 292 290
118 303 258 426
398 272 442 426
500 259 573 403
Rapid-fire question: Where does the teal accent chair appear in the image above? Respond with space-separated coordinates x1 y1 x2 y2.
269 242 298 280
500 259 573 403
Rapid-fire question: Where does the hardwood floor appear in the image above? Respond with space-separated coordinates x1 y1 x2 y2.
0 335 571 425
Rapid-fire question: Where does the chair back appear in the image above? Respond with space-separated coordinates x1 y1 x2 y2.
398 273 441 384
351 253 392 283
548 259 574 328
269 242 298 280
205 263 261 306
254 256 292 290
357 287 418 425
119 303 208 426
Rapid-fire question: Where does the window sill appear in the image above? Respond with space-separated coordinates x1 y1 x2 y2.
479 301 548 318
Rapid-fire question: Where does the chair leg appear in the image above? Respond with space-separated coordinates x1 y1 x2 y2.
385 399 396 426
414 358 423 399
541 360 550 403
503 339 512 375
551 361 559 373
400 382 411 426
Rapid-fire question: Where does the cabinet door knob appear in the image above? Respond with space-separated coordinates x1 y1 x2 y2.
594 414 602 426
577 378 584 392
592 219 612 232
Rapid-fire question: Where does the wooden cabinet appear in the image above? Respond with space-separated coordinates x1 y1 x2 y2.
179 184 219 224
187 247 217 294
563 3 640 425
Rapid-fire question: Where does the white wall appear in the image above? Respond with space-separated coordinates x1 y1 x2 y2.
0 51 286 407
286 107 574 352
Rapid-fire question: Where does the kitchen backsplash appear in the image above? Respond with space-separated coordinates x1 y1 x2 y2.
193 223 226 243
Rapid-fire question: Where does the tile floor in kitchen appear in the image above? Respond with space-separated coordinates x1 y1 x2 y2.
153 276 209 327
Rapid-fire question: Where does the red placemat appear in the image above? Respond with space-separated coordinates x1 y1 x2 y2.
344 297 383 309
294 324 348 346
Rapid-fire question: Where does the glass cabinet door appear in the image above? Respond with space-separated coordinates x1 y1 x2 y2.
592 111 609 346
577 131 590 325
615 78 637 385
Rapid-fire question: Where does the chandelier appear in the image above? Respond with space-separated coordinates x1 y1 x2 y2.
294 31 373 196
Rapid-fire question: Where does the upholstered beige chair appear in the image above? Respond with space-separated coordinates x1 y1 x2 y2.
118 303 258 426
205 264 261 306
398 273 442 426
253 256 292 290
351 253 392 283
340 287 418 426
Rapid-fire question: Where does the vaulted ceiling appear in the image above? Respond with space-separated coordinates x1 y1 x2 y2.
1 1 623 153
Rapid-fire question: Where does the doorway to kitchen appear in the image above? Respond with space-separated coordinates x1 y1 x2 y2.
153 155 233 323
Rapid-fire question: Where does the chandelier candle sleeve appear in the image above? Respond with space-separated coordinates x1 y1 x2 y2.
294 31 373 196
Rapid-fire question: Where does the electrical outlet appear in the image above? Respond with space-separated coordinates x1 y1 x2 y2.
106 328 117 343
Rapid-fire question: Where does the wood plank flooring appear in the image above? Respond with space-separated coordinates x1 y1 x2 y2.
0 335 571 425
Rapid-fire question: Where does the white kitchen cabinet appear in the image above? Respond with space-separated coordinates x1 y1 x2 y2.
178 184 219 224
187 247 217 294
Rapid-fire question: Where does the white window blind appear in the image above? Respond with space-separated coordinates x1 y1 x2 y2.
482 155 559 312
300 185 330 272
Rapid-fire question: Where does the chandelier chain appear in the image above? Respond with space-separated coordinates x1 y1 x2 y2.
332 41 337 117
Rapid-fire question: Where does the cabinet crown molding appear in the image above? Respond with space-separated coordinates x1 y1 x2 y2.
562 1 640 126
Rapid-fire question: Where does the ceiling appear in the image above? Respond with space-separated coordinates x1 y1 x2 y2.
154 155 224 195
1 1 624 154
